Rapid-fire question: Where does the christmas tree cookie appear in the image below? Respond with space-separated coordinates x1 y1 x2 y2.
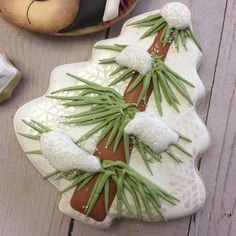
14 2 210 229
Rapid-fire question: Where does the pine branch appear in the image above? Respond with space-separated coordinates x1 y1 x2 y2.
129 13 202 51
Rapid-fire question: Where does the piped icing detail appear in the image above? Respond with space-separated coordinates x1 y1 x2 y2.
95 44 195 115
125 112 179 153
128 2 201 51
19 119 180 221
40 131 101 173
160 2 191 30
115 46 152 75
47 75 192 171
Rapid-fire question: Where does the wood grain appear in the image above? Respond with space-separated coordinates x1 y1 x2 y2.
189 0 236 235
0 18 105 236
0 0 234 235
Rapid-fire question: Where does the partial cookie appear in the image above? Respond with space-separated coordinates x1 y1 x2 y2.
0 0 80 34
0 0 138 36
0 54 21 103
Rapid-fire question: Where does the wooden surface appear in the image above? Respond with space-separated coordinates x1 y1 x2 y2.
0 0 235 235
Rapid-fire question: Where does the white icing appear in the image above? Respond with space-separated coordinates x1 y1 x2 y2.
115 46 152 75
40 131 101 172
103 0 120 22
125 112 179 153
160 2 191 29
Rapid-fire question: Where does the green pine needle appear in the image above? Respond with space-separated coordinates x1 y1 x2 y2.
18 132 40 141
43 170 60 180
49 75 139 147
94 44 127 52
25 150 42 155
131 133 192 174
99 57 116 64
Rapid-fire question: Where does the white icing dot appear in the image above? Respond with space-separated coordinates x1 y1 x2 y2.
160 2 191 29
115 46 152 75
40 131 101 172
124 112 179 153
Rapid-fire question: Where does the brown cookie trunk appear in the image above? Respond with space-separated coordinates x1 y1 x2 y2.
70 30 172 221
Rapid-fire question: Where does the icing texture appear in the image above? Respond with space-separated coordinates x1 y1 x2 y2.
125 112 179 153
40 131 101 172
160 2 191 29
116 46 152 75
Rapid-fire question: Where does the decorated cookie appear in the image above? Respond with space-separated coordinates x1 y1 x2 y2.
0 0 138 35
14 2 210 229
0 54 21 103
